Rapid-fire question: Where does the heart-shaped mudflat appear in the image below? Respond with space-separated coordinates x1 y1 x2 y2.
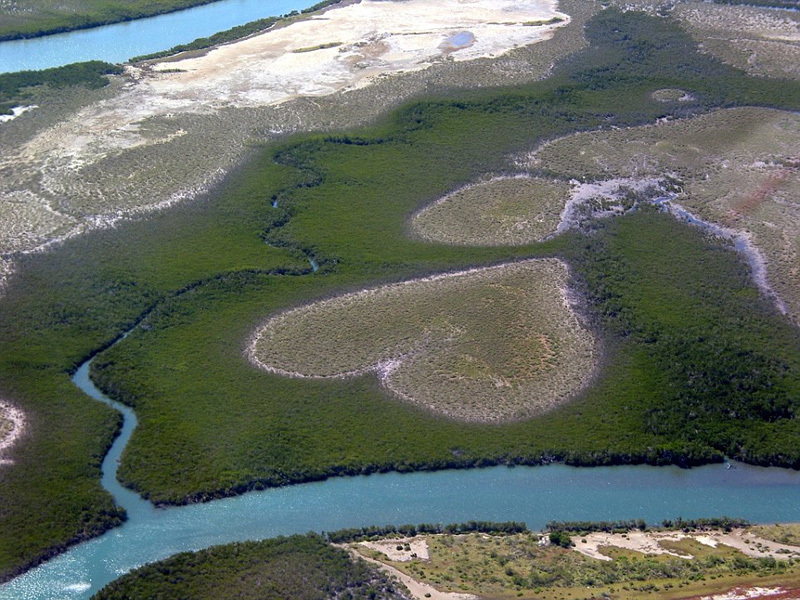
248 259 598 422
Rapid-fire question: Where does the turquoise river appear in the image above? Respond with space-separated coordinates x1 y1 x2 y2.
0 350 799 599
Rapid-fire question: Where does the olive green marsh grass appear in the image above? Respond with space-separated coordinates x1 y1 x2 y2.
250 259 598 422
410 177 571 246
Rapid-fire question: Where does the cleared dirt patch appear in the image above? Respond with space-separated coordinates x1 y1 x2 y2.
651 88 694 103
531 107 800 324
0 400 25 466
248 259 598 422
361 538 430 562
410 176 571 245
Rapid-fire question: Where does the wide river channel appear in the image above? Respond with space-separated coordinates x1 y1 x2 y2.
0 0 318 73
1 2 800 598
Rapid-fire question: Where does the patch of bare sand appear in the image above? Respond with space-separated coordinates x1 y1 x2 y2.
25 0 566 172
574 529 800 563
0 400 25 466
146 0 567 106
688 586 794 600
0 0 567 292
360 538 430 562
575 531 694 561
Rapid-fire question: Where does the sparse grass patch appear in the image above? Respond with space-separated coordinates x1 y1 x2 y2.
675 3 800 82
292 41 343 53
0 415 11 443
0 191 76 254
250 259 598 422
651 88 694 102
410 177 570 246
362 531 798 600
750 524 800 547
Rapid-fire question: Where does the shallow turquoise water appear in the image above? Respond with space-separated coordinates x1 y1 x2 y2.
0 0 316 73
1 356 799 599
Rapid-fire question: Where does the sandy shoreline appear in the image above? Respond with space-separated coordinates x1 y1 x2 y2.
0 400 25 466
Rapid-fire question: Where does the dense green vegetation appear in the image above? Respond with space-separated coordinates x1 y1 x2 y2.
545 517 750 534
0 61 122 114
0 0 224 41
93 533 410 600
326 522 528 544
131 0 342 62
3 6 800 583
572 210 800 465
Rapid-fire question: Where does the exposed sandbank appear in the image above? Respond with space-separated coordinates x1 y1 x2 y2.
0 105 37 123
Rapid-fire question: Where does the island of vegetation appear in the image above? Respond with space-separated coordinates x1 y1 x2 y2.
249 259 598 422
94 533 413 600
1 0 800 593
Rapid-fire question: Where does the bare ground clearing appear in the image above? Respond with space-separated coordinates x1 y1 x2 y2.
360 538 431 562
0 0 587 294
0 400 25 466
248 259 598 422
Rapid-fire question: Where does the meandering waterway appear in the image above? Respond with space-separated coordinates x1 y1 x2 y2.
0 0 317 73
2 319 800 599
